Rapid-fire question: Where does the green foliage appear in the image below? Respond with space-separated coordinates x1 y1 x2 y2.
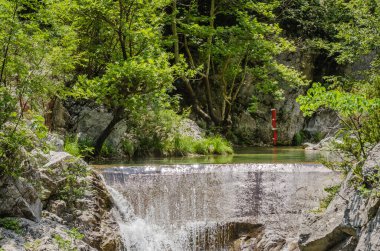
54 234 73 251
53 228 84 251
0 0 77 176
124 101 233 157
163 135 233 156
0 111 50 177
172 0 307 125
122 139 135 157
0 217 22 234
199 136 234 155
0 127 32 177
297 83 380 161
319 185 341 210
56 158 89 204
292 131 305 146
75 56 174 108
127 106 183 156
64 136 81 157
64 136 94 158
99 143 116 158
279 0 349 42
66 228 84 241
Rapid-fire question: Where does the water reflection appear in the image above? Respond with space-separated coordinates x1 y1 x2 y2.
93 147 324 168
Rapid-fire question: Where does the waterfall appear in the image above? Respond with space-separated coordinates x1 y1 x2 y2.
108 186 182 251
103 163 341 251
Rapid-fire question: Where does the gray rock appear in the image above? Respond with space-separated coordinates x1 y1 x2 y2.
0 176 42 222
46 134 65 151
178 118 203 139
75 107 127 149
362 143 380 178
0 150 123 250
0 218 97 251
304 110 339 139
299 143 380 251
304 137 337 151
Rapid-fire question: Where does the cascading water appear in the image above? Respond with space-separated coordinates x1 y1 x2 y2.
108 186 182 250
102 163 340 250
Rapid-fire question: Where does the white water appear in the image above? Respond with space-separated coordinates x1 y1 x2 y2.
108 186 183 250
104 163 341 250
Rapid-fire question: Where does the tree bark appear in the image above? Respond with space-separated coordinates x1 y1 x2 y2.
203 0 221 125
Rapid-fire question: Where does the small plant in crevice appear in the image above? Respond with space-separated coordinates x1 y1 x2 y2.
53 228 84 251
0 217 22 234
357 165 380 198
55 158 89 204
319 184 341 210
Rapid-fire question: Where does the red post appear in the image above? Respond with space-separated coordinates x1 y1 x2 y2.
271 109 277 146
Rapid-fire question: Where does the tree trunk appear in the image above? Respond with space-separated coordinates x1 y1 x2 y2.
171 1 213 123
203 0 221 125
93 106 125 157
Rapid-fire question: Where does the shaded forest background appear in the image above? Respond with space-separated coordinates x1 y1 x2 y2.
0 0 379 164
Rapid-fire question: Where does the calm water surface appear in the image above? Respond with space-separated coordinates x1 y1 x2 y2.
93 147 324 168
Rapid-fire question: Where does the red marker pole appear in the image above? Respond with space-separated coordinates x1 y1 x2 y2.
271 109 277 146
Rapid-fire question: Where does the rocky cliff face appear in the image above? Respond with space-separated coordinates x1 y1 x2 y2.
0 151 122 251
299 144 380 251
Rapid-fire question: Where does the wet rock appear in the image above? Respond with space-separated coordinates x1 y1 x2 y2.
256 231 287 250
194 222 264 250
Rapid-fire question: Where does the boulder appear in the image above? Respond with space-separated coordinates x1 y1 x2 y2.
304 110 339 139
75 107 127 149
0 176 42 222
178 118 203 140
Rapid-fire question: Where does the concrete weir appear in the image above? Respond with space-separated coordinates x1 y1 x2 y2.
102 163 342 250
